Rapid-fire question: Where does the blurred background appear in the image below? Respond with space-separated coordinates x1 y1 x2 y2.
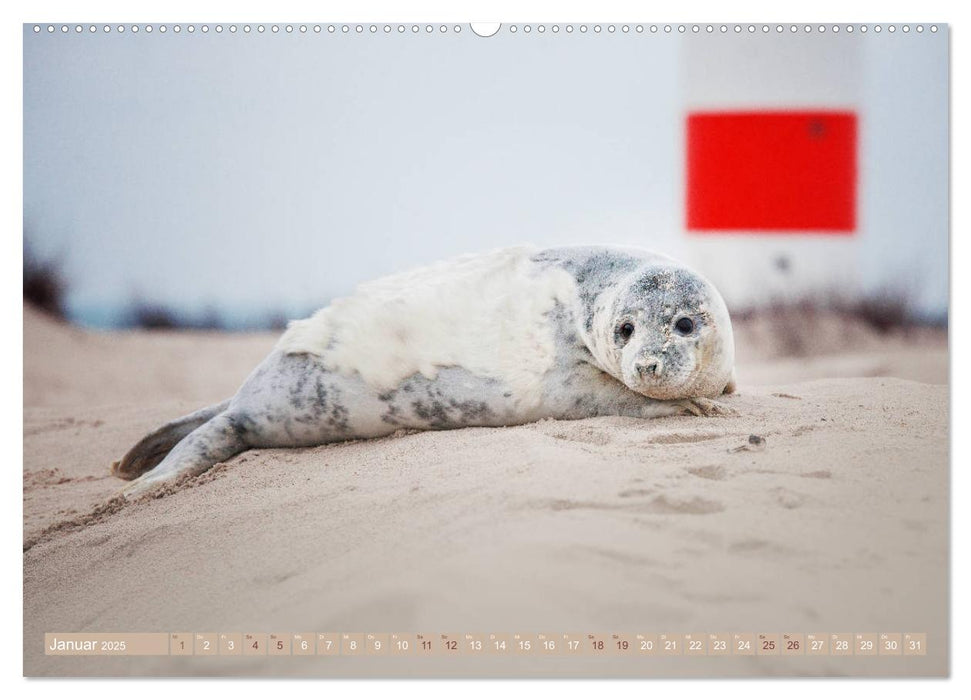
23 24 948 335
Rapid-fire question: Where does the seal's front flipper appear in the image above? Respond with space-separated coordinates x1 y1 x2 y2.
111 400 231 480
118 411 249 498
674 397 737 417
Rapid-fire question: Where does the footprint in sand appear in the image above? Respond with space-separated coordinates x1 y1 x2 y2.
618 488 655 498
728 538 796 557
543 494 724 515
649 431 723 445
800 469 832 479
771 487 808 509
23 469 103 487
24 417 104 436
686 465 728 481
546 426 613 446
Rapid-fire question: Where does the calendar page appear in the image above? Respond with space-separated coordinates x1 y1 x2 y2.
22 20 949 678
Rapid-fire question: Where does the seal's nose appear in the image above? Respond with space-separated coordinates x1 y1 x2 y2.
636 358 662 378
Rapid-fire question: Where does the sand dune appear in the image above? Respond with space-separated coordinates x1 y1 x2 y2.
22 305 948 677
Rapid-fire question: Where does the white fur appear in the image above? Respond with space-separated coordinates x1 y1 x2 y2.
276 246 578 410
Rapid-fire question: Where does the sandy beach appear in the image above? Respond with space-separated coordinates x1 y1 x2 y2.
22 304 949 677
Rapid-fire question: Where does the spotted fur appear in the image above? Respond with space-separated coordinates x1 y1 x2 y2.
115 245 736 496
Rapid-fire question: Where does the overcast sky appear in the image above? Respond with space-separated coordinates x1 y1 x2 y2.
23 24 948 326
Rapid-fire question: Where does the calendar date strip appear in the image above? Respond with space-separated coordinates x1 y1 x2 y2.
45 632 928 657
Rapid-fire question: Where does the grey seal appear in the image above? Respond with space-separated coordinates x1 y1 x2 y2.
113 245 736 496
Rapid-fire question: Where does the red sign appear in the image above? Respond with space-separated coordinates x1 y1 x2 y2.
686 111 857 233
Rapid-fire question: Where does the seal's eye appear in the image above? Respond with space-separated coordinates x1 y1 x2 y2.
619 322 635 341
674 317 694 335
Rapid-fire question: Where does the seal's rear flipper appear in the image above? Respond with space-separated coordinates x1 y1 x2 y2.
111 400 231 480
119 411 250 498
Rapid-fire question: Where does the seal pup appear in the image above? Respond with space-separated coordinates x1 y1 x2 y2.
113 245 736 496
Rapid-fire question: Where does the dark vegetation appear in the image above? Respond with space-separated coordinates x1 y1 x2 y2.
732 288 943 357
26 235 940 338
23 241 67 319
733 292 919 332
24 233 295 331
23 243 292 330
126 303 226 331
123 303 297 331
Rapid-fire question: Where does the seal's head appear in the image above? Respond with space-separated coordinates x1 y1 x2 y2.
589 262 736 400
